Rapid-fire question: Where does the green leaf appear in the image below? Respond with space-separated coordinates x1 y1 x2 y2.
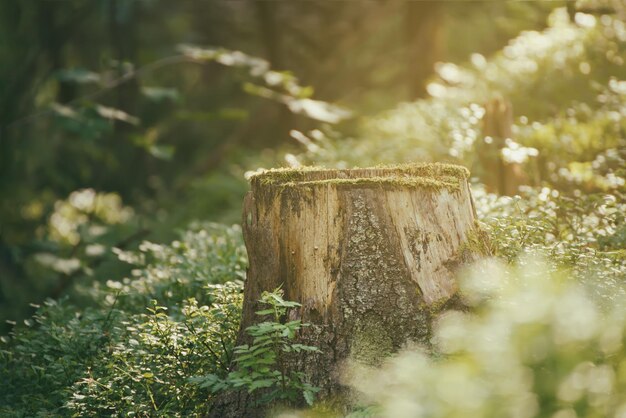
94 105 140 125
303 389 316 406
248 379 276 393
141 87 180 102
255 309 275 316
234 353 254 363
148 144 175 161
251 346 272 357
56 68 101 84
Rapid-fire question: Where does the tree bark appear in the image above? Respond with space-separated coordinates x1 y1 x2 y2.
212 163 485 417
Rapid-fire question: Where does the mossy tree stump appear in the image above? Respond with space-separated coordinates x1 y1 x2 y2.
217 163 484 415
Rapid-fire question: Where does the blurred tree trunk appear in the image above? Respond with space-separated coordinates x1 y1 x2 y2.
107 0 144 194
405 1 445 99
480 98 528 195
38 2 76 103
255 2 283 69
109 0 139 113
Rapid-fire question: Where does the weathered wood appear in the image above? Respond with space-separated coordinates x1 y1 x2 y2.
211 163 486 417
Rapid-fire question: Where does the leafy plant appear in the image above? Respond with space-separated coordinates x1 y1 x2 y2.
192 289 321 407
104 222 247 313
0 223 245 417
471 185 626 306
65 282 243 417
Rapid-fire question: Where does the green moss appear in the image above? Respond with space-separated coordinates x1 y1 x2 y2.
254 165 330 185
287 175 463 191
423 294 467 316
350 321 394 367
459 221 493 258
251 162 470 192
443 222 493 276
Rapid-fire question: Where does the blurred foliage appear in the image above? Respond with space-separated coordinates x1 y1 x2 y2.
103 222 247 312
341 257 626 418
293 8 626 176
1 223 245 417
474 187 625 306
1 1 626 417
0 188 142 331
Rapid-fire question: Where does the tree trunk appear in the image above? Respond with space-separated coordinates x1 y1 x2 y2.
212 163 486 417
480 97 528 195
405 1 445 99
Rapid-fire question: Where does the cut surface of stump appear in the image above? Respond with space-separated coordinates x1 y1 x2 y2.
212 163 486 416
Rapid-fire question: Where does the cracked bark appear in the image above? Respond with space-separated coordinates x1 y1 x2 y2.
209 164 483 417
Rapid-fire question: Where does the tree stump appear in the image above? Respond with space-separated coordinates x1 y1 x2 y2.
213 163 486 416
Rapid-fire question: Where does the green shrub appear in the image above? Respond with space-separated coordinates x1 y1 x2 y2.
191 289 321 408
0 223 245 417
65 283 243 417
98 222 247 313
